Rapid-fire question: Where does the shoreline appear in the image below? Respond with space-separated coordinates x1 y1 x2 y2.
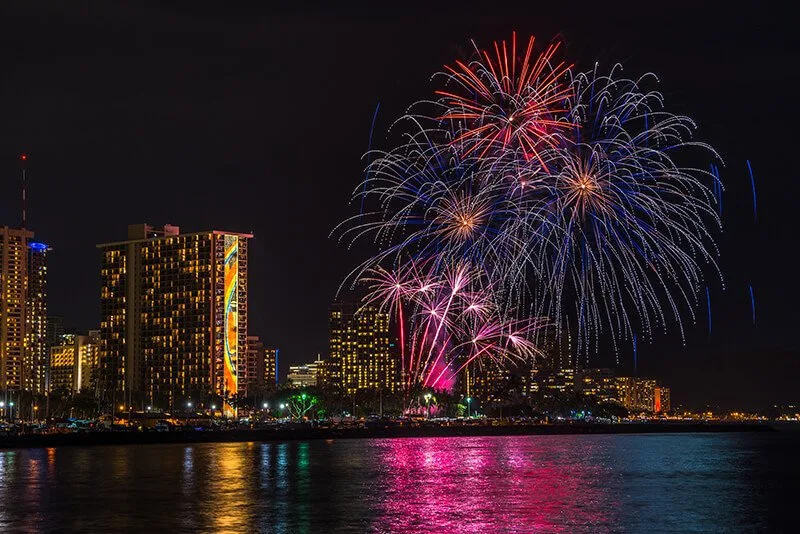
0 421 778 449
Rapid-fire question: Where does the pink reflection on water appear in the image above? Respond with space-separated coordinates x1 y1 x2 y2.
372 436 618 532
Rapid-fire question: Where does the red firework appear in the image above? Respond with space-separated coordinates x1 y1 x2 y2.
436 32 574 169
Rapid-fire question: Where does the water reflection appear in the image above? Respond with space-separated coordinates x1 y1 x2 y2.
372 436 617 532
0 433 792 532
205 443 253 532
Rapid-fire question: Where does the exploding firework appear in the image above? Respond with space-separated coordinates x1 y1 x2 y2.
434 32 573 169
362 261 545 392
528 65 722 355
337 35 723 393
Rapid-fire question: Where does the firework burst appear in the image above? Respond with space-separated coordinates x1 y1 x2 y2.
435 32 573 169
362 261 545 391
528 65 722 355
337 35 723 393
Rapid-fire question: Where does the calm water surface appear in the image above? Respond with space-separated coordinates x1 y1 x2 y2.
0 432 795 532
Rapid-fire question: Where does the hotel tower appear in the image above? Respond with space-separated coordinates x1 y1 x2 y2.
1 226 50 400
98 224 250 413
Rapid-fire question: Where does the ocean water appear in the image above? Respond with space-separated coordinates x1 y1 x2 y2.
0 432 795 532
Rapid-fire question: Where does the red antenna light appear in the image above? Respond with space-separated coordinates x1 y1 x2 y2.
20 154 27 160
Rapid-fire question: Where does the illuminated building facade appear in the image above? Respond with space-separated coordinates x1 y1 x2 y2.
654 386 671 413
1 227 50 397
26 241 50 394
1 226 32 394
616 377 657 412
264 347 277 392
287 355 323 388
323 298 398 395
49 332 100 394
466 362 511 403
575 368 618 403
543 368 576 394
98 224 250 411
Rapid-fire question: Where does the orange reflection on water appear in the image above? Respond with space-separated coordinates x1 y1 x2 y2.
206 442 254 532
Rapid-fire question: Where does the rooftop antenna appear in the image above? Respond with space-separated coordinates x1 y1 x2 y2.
20 153 28 229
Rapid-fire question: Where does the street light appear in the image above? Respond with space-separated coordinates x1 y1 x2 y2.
262 402 269 409
466 397 472 418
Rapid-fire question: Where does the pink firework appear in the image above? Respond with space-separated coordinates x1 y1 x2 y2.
364 261 546 394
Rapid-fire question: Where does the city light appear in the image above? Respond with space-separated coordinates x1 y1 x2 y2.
262 402 268 409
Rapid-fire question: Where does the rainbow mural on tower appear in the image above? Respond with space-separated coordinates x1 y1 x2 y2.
224 235 239 398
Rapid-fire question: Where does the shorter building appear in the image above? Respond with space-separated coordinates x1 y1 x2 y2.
575 368 618 403
654 386 671 413
240 337 278 397
467 362 511 403
46 316 65 347
49 332 100 394
240 336 264 398
287 355 322 388
264 347 278 392
322 297 399 395
616 377 657 412
543 368 576 394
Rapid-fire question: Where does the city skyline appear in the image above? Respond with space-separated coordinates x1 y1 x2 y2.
0 3 796 410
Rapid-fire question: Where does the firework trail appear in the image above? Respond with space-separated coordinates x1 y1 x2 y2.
749 284 756 325
360 102 381 215
710 163 723 215
747 159 757 222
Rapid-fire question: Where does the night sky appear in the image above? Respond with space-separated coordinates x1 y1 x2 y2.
1 2 796 410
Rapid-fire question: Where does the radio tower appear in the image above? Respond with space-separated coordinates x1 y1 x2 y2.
20 153 28 229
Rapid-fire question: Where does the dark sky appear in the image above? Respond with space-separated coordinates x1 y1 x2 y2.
1 2 797 410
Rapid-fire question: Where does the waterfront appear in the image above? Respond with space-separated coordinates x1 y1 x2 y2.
1 432 795 532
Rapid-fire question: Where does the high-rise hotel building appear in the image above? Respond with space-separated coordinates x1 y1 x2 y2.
323 297 398 395
98 224 250 411
1 226 49 396
27 241 50 394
